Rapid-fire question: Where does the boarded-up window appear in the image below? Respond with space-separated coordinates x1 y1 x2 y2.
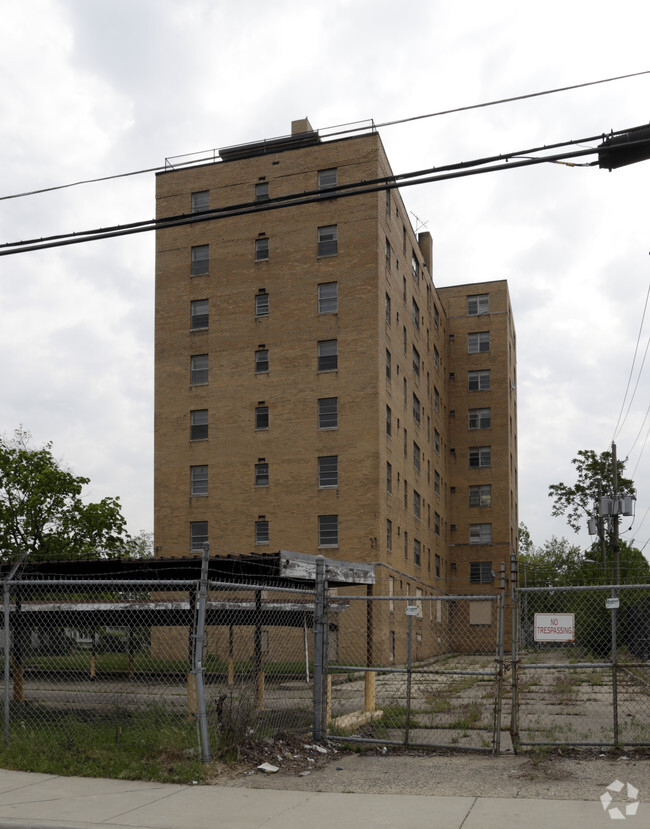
469 601 492 626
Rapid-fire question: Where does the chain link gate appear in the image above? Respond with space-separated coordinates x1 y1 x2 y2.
320 591 505 753
512 583 650 749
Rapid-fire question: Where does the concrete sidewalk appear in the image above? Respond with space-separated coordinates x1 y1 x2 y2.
0 769 638 829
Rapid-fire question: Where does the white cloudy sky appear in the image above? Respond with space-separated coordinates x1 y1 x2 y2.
1 0 649 558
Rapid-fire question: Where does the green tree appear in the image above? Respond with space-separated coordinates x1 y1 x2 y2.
548 448 635 534
0 428 135 563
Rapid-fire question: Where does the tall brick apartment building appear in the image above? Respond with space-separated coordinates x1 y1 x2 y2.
154 118 518 658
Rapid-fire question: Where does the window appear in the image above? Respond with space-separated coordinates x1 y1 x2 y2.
318 455 338 488
318 282 338 314
255 405 269 430
434 469 440 495
468 331 490 353
411 252 419 280
318 339 337 371
386 519 392 551
434 511 440 536
255 348 269 373
190 409 208 441
434 386 440 412
190 299 209 330
255 237 269 261
433 303 439 331
318 168 337 191
412 345 420 377
412 393 421 425
255 519 269 544
468 408 491 430
434 428 440 453
191 190 209 213
413 441 420 473
414 490 421 520
469 446 491 468
435 554 441 578
386 461 392 493
190 354 208 385
413 538 421 567
318 397 338 430
191 244 209 276
468 370 490 391
433 345 439 370
386 349 392 381
318 514 338 547
470 561 493 584
469 523 492 544
404 530 408 559
190 521 208 551
386 405 392 436
255 292 269 317
255 462 269 487
385 293 391 325
317 225 338 256
469 484 492 507
385 188 391 216
385 238 391 271
190 465 208 496
467 293 489 316
412 298 420 330
255 181 269 202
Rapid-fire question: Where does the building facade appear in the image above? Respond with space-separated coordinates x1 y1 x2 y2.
154 118 518 661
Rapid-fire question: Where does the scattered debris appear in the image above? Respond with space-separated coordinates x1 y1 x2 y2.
258 763 279 774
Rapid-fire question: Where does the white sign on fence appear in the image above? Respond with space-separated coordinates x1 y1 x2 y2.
533 613 575 642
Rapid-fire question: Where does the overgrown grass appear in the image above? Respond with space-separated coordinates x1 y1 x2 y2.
0 705 207 783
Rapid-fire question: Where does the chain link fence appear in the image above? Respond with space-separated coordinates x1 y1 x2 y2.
512 584 650 749
1 577 318 761
322 592 505 753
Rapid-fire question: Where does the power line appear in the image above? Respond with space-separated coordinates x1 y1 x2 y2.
2 70 648 205
612 281 650 441
0 130 628 257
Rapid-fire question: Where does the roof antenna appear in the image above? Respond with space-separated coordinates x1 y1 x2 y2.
410 211 429 236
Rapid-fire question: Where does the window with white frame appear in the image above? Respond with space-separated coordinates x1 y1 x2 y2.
468 408 491 430
317 225 338 256
469 523 492 544
317 339 337 371
318 455 338 488
255 348 269 373
255 237 269 261
318 168 337 191
190 354 208 385
411 252 419 280
190 299 209 330
468 369 490 391
468 331 490 353
255 291 269 317
469 484 492 507
190 521 208 551
191 190 209 213
255 462 269 487
255 519 269 544
190 409 208 441
318 397 338 430
318 282 338 314
318 514 338 547
469 446 491 467
190 465 208 496
191 245 209 276
255 181 269 202
467 293 489 316
255 405 269 430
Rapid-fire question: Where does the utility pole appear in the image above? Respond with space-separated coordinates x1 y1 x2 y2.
611 442 620 587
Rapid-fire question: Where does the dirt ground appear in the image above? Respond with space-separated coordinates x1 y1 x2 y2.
214 738 650 802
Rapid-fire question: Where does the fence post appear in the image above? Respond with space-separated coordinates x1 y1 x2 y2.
509 552 520 753
3 581 10 745
312 556 326 741
364 583 375 712
192 541 211 763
